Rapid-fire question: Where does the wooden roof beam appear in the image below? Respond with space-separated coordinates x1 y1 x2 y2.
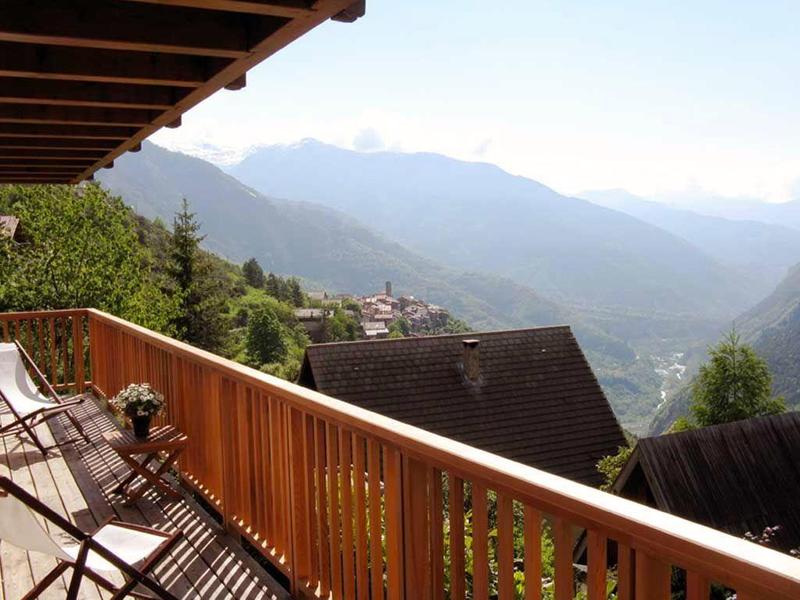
72 0 362 183
0 149 106 160
332 0 365 22
0 78 185 110
121 0 316 18
0 138 120 151
0 177 71 183
0 42 229 87
0 105 158 127
0 159 96 168
0 167 87 174
0 1 289 59
0 123 138 140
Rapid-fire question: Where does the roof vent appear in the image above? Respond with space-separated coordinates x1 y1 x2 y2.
462 339 480 382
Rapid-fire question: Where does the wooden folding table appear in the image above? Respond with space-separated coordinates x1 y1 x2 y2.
103 425 188 504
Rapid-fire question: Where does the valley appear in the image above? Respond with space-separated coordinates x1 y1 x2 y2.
98 141 799 436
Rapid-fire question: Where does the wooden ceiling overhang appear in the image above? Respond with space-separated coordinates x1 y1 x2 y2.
0 0 365 184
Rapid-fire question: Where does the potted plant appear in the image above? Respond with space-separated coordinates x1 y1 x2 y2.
110 383 165 439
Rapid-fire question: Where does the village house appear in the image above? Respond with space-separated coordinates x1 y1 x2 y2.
299 326 627 486
612 412 800 553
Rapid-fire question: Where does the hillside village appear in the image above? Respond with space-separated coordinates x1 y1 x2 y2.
296 281 465 341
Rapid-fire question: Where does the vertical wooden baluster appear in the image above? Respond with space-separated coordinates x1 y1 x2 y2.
524 505 542 600
48 318 56 385
315 419 331 598
353 434 368 600
430 468 444 600
73 314 84 392
497 494 514 600
367 439 383 600
26 319 33 360
289 407 312 593
472 482 489 600
553 518 573 600
61 317 69 388
635 551 670 600
326 423 342 598
402 457 431 600
449 474 465 600
306 414 319 592
340 427 355 600
617 542 634 600
259 393 274 544
587 530 607 600
686 572 709 600
37 318 45 374
383 445 404 600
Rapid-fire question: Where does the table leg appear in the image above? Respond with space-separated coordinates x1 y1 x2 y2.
113 453 158 495
124 448 185 504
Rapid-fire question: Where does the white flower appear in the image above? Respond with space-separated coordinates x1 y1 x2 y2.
111 383 166 418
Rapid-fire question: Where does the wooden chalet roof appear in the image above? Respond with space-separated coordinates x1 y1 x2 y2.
0 0 364 185
614 412 800 552
299 326 627 486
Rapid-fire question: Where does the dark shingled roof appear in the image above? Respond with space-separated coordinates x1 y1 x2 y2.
299 326 626 487
614 412 800 552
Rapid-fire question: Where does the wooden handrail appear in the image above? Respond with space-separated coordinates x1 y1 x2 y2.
13 308 800 599
0 309 88 394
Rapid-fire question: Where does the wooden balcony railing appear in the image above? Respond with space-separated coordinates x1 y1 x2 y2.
3 308 800 600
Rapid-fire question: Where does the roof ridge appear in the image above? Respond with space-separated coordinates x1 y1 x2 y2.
307 324 574 349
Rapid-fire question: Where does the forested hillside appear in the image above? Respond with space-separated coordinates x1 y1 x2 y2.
650 263 800 434
98 142 567 333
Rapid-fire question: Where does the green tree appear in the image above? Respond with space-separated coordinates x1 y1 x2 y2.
388 316 411 337
242 257 266 288
168 199 229 353
287 277 305 307
691 328 785 427
265 272 286 300
246 304 287 365
596 445 634 491
0 184 176 331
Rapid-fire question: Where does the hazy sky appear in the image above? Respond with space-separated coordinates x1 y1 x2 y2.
153 1 800 202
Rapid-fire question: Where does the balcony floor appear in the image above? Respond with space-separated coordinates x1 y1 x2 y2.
0 395 291 600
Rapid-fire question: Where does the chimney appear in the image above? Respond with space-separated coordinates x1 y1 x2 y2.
385 281 392 297
462 339 480 382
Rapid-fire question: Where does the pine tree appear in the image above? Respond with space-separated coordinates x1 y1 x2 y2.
242 257 266 288
287 277 305 307
168 199 229 353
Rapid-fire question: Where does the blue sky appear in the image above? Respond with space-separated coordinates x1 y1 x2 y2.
153 1 800 201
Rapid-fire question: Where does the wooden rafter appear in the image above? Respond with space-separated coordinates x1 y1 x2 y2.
0 105 158 127
0 78 185 110
121 0 317 18
0 149 106 160
0 1 287 58
0 43 228 87
0 0 365 184
0 123 138 140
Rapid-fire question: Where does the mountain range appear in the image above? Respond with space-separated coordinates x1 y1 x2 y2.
228 140 761 320
580 189 800 299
